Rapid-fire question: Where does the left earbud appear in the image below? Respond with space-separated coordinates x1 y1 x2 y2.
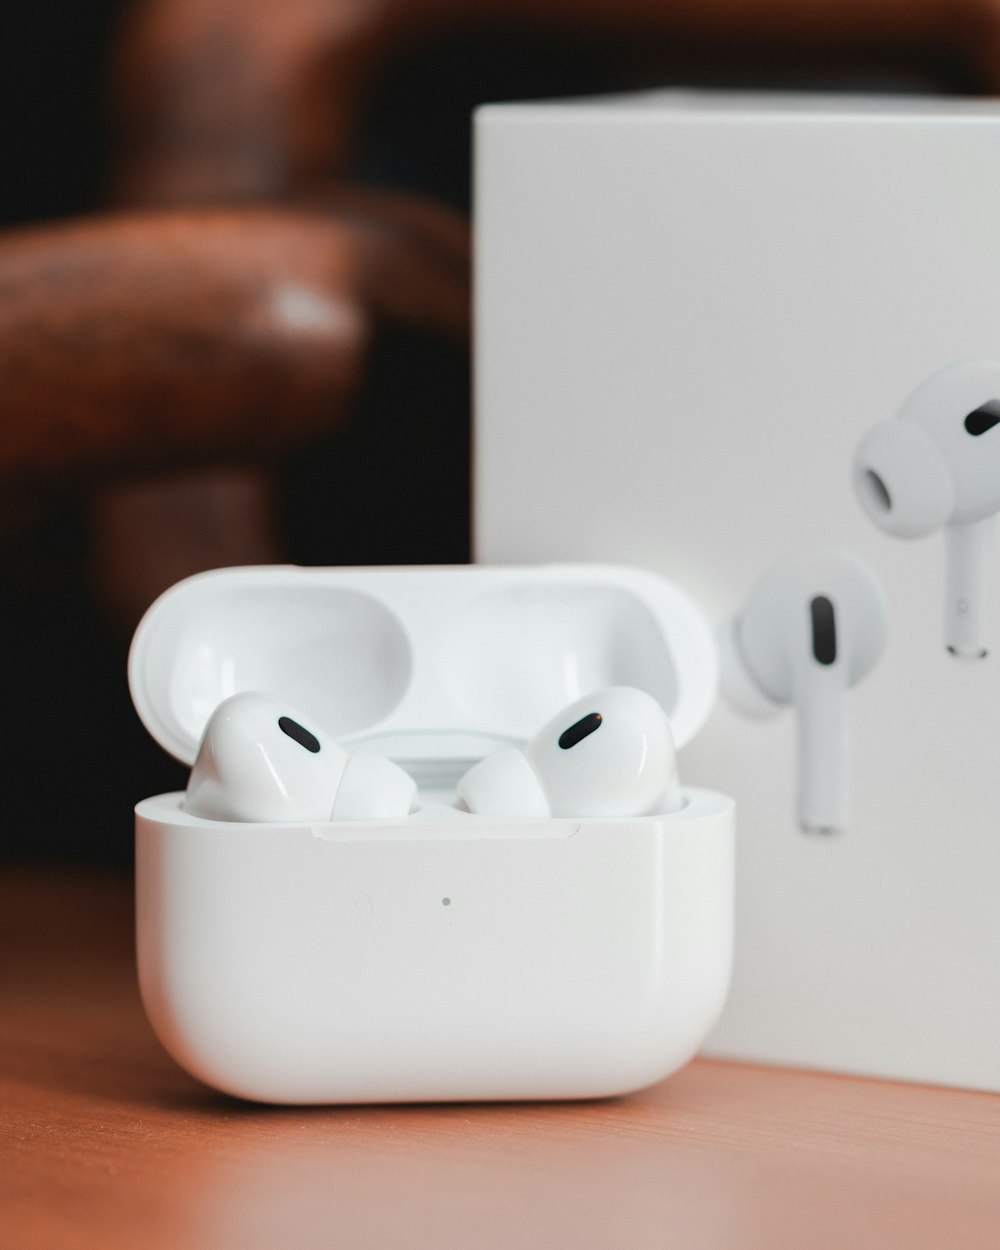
455 686 683 818
717 549 887 834
183 691 417 822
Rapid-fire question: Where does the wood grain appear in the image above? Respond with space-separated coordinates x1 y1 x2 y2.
2 867 999 1250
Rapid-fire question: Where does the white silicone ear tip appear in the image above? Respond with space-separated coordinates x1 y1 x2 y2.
330 752 416 820
455 748 550 818
716 617 781 720
853 418 954 538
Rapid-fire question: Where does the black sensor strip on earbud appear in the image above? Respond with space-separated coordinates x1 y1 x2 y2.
810 596 837 666
964 399 1000 436
278 716 321 753
558 712 603 750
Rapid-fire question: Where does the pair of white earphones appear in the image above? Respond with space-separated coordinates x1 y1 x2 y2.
183 686 684 824
719 358 1000 834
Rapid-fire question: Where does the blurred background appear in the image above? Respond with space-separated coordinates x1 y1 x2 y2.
0 0 984 863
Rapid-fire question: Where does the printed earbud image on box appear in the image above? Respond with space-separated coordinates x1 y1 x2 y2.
854 359 1000 660
130 563 735 1104
717 549 888 835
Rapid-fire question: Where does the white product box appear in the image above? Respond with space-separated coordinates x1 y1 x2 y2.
475 92 1000 1091
130 563 733 1104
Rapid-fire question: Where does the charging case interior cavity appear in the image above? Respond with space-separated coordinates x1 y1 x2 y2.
130 563 735 1104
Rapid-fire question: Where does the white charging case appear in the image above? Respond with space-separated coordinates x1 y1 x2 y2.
130 563 735 1104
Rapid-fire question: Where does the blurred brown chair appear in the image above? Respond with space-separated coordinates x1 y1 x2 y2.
3 0 996 628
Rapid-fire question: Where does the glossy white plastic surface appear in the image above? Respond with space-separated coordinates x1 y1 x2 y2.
136 789 733 1104
130 564 717 779
457 686 683 817
184 692 417 822
132 564 733 1104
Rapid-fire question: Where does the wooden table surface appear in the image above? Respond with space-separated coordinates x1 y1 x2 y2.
3 866 999 1250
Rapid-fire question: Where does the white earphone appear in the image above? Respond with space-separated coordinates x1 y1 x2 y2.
455 686 683 818
184 692 417 822
854 359 1000 658
718 550 888 834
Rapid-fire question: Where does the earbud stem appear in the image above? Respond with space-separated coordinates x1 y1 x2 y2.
944 517 994 659
797 662 848 835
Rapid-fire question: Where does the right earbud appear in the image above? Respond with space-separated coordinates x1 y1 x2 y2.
455 686 683 818
183 691 416 822
718 550 888 835
853 359 1000 658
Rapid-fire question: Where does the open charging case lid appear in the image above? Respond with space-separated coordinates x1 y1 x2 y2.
129 563 718 791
